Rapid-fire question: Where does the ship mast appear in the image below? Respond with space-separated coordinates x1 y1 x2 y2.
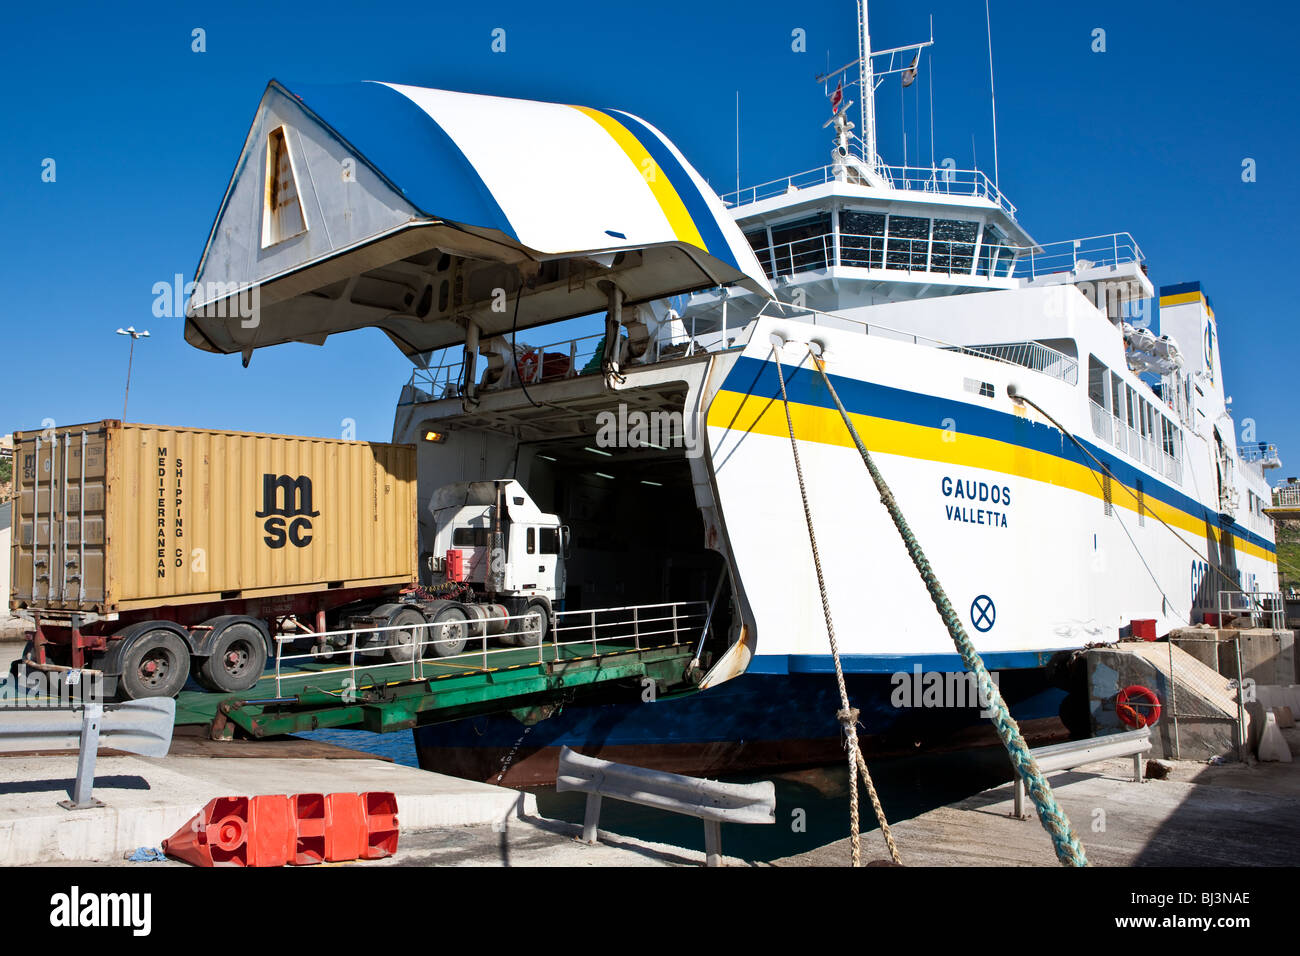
819 1 932 181
858 0 877 172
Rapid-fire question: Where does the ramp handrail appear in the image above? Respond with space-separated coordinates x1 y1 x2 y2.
271 601 707 696
555 746 775 866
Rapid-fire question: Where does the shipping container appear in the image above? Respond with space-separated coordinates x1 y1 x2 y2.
10 421 416 615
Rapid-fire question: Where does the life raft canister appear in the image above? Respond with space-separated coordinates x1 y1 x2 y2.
1116 685 1162 728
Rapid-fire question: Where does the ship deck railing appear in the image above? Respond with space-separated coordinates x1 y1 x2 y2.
1088 397 1184 485
746 228 1142 288
1239 442 1281 468
720 162 1017 217
406 318 753 403
753 300 1081 388
751 230 1020 283
1273 484 1300 508
1015 233 1146 282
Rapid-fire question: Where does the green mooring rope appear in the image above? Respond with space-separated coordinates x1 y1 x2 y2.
796 347 1088 867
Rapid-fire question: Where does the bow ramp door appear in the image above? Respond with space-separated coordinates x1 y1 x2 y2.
185 80 772 363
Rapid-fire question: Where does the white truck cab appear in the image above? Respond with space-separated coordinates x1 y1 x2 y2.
429 479 569 608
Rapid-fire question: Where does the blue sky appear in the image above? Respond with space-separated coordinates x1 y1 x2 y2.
2 0 1295 477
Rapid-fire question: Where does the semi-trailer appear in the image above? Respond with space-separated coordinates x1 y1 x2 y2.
9 421 574 700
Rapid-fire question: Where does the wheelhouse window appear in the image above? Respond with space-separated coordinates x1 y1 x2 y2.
744 229 773 278
769 214 832 275
977 224 1015 277
885 215 931 270
840 211 886 269
930 219 978 274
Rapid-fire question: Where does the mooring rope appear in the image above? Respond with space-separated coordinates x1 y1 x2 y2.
795 346 1088 867
772 349 902 867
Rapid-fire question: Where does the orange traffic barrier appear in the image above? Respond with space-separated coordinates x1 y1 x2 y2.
291 793 327 866
163 795 294 867
323 792 366 862
164 791 398 867
362 791 399 859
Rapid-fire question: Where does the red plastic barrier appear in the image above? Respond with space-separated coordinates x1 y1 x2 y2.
324 792 366 862
362 791 400 859
166 792 399 867
164 794 294 867
1131 619 1157 641
291 793 327 866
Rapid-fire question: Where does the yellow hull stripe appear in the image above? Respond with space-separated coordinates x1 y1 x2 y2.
570 105 707 252
707 388 1277 565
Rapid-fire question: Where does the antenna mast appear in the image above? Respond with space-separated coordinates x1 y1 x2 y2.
858 0 877 171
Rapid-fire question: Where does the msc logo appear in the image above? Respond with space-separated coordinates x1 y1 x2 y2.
256 474 320 549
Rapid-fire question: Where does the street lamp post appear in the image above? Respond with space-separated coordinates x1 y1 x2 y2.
116 326 150 420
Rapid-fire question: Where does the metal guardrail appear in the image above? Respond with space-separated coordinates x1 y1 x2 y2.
0 697 175 809
555 745 775 866
1217 590 1284 630
1011 726 1150 819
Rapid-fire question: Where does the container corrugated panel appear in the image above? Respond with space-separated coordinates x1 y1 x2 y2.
10 421 416 614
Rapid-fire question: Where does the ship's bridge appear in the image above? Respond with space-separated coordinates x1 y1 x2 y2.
682 161 1032 324
682 159 1154 332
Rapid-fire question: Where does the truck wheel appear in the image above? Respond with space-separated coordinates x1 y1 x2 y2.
196 622 268 693
119 629 191 700
516 600 551 647
384 607 429 663
430 606 469 657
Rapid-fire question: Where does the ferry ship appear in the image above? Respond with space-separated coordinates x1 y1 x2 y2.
184 3 1279 785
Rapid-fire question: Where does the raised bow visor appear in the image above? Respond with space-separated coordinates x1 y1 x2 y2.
185 80 772 363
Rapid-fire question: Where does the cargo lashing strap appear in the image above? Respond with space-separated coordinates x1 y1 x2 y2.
771 340 1089 868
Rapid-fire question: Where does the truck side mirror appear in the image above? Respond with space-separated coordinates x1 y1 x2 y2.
560 525 571 558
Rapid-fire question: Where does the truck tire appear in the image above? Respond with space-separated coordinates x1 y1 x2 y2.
429 606 469 657
196 622 269 693
516 599 551 647
384 607 429 663
118 628 191 700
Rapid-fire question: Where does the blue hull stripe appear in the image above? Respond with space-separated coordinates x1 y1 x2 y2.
749 651 1063 674
721 355 1275 556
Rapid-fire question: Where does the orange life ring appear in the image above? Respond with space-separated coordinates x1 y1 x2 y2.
1116 685 1162 728
517 349 539 383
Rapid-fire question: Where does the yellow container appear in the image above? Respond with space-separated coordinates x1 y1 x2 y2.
10 421 416 614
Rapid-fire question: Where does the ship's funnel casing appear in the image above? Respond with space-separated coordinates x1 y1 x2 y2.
185 81 773 362
1158 282 1223 394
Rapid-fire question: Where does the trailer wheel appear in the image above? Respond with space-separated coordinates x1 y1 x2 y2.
196 622 268 693
119 629 190 700
429 606 469 657
384 607 429 663
516 599 551 647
